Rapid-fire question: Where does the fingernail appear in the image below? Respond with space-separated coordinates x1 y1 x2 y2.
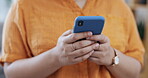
93 44 99 49
95 44 99 47
88 32 92 36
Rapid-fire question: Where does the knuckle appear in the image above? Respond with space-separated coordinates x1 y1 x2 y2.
71 34 77 41
64 45 71 52
78 41 84 46
80 49 86 54
71 44 76 51
101 53 106 57
85 54 90 59
81 56 87 61
82 41 92 46
73 52 78 57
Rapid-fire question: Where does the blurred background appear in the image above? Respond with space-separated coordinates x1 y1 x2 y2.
0 0 148 78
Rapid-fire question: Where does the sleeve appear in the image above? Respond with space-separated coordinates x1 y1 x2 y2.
0 1 31 66
124 4 145 66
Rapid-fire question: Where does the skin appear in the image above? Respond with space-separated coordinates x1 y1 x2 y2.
74 0 87 9
4 30 141 78
87 34 141 78
4 0 141 78
4 30 97 78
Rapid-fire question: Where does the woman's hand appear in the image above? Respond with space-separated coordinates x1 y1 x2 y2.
87 34 115 66
54 30 98 66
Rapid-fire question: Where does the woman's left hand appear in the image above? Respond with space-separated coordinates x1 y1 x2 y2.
87 34 115 66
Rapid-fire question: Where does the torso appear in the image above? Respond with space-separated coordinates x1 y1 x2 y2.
19 0 130 78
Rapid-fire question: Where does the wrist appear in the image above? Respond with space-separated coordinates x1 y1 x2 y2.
50 47 63 68
107 47 116 66
107 48 120 67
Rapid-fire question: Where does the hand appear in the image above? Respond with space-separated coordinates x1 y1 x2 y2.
54 30 98 66
87 34 115 66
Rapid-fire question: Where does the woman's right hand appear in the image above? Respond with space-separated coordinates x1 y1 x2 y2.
54 30 99 66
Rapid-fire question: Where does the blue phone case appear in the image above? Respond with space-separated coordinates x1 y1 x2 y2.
73 16 105 35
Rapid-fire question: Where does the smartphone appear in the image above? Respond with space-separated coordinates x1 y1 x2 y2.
73 16 105 35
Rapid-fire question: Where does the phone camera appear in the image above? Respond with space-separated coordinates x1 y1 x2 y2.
78 20 83 26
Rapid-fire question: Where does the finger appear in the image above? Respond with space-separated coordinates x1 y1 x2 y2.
94 43 110 51
69 43 98 58
89 57 99 62
87 34 110 44
88 57 101 65
90 51 106 58
74 50 94 63
64 32 93 43
72 40 95 50
62 29 72 36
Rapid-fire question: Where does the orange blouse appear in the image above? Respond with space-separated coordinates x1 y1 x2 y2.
0 0 145 78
